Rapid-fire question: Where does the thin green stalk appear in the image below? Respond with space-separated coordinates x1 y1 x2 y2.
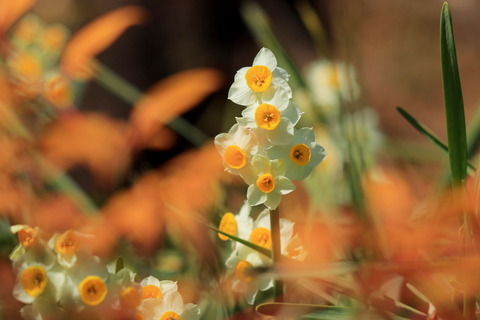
270 208 284 302
93 60 209 147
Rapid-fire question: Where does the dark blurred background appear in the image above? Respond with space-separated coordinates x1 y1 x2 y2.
31 0 480 153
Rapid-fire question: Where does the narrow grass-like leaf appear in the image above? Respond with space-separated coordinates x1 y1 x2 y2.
397 107 475 171
206 224 272 258
440 2 467 186
256 302 352 319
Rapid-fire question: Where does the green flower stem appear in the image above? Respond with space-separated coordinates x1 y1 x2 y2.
270 208 284 302
93 60 209 147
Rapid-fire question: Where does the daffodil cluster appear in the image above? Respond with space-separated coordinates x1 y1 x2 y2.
215 47 326 210
9 225 200 320
218 202 306 304
6 14 74 109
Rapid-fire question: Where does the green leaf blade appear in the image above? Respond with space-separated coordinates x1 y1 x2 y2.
440 2 468 186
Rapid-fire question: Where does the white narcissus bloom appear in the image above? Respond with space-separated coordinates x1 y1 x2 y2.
61 256 109 309
139 276 177 302
137 291 200 320
9 225 44 262
245 154 295 210
107 266 142 311
237 90 302 147
217 201 253 247
228 47 292 106
224 209 296 304
267 127 326 181
13 254 65 305
214 123 258 182
47 229 93 268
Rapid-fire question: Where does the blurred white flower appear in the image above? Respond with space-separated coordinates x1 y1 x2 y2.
137 290 200 320
305 60 360 116
228 47 291 106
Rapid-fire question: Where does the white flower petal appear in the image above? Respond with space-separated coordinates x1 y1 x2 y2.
285 161 307 181
266 145 289 160
247 185 266 206
140 275 161 288
275 176 296 195
267 119 294 145
252 47 277 70
251 154 270 174
229 79 256 105
264 192 282 210
244 281 260 305
282 101 302 126
181 303 201 320
271 159 286 177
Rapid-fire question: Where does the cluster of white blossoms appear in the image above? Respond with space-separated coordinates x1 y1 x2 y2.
215 47 326 210
218 203 307 304
215 48 323 304
9 225 200 320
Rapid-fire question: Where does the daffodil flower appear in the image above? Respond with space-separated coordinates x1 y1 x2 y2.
137 290 200 320
107 265 142 311
245 154 295 209
9 225 43 262
228 47 292 106
61 256 110 309
13 255 65 305
218 201 253 251
139 276 177 302
224 209 295 304
47 229 93 268
225 249 273 305
214 123 258 182
267 127 326 181
236 91 302 147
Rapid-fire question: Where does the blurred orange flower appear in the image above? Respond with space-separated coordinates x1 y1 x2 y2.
38 112 131 185
130 68 223 149
0 0 36 36
60 5 149 79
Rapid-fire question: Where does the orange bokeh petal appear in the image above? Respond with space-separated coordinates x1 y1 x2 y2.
130 68 223 147
0 0 37 35
38 112 131 184
60 5 149 78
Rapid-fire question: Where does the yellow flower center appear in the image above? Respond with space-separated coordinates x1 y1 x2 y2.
20 266 48 297
245 65 272 92
256 173 275 193
218 212 237 241
234 260 254 282
224 145 246 169
255 104 281 130
43 75 72 108
10 53 41 80
120 286 141 309
249 227 271 249
78 275 108 306
55 230 79 255
43 26 66 51
159 311 182 320
141 285 162 300
17 226 38 248
328 65 341 89
289 143 311 166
